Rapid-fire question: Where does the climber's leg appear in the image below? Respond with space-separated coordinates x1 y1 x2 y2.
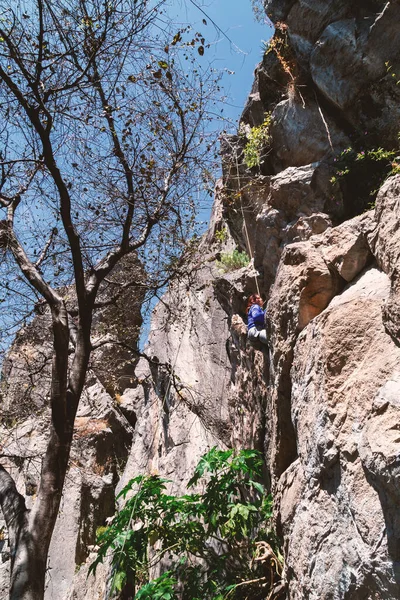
258 329 268 345
247 326 259 341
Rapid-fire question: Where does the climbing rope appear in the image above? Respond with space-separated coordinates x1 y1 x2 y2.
231 135 262 297
240 195 261 297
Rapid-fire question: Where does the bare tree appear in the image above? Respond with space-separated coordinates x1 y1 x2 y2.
0 0 218 597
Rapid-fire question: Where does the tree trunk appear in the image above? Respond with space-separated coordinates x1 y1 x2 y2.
5 400 84 599
1 301 91 599
9 528 47 600
0 424 73 600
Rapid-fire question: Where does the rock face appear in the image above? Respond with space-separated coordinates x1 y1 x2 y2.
1 2 400 599
286 266 400 599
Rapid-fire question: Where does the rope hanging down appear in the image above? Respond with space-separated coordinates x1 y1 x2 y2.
231 136 261 297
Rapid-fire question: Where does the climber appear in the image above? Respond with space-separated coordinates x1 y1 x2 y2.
246 294 268 345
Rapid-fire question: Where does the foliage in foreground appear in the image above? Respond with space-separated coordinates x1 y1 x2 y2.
216 249 250 273
90 448 283 599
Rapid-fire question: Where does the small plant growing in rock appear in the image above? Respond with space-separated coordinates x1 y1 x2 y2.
264 23 294 78
263 23 302 105
385 61 400 85
214 226 228 244
90 448 283 599
242 114 272 169
216 249 250 272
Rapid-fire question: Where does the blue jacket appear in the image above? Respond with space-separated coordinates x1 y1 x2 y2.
247 304 265 330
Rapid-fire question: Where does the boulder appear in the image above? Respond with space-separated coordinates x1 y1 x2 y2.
354 72 400 150
264 0 296 22
282 212 332 244
287 0 350 64
369 175 400 340
369 175 400 277
359 378 400 577
252 162 340 291
315 211 374 282
310 3 400 124
311 19 374 110
285 267 400 599
264 241 342 479
269 162 335 219
257 53 290 113
254 206 287 289
241 76 268 127
270 99 349 171
267 241 343 337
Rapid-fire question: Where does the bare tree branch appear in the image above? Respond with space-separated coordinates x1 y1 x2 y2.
34 227 58 269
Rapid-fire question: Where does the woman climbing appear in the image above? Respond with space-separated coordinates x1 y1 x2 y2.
246 294 268 345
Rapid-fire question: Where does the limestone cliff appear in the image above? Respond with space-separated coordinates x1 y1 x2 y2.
1 1 400 599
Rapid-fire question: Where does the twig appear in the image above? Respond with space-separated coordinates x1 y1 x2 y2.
35 227 58 268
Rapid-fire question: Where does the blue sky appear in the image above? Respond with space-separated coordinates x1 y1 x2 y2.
169 0 274 130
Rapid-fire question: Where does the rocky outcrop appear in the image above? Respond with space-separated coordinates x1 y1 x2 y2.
270 100 349 171
116 231 268 493
369 176 400 340
227 1 400 595
103 165 399 600
284 265 399 599
134 0 400 596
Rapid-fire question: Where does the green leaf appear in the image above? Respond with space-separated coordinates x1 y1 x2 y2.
250 481 265 495
113 570 126 592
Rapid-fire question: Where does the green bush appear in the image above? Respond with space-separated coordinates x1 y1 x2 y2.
214 227 228 244
216 249 250 272
135 572 178 600
90 448 283 599
242 115 271 169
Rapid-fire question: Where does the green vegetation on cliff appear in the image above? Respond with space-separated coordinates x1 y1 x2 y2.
91 448 283 599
